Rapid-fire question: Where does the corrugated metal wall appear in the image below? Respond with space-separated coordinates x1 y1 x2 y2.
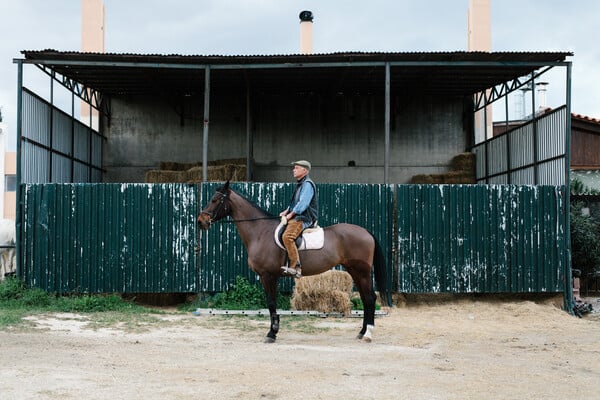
473 106 567 185
19 182 567 296
397 184 567 293
21 89 103 183
20 183 198 292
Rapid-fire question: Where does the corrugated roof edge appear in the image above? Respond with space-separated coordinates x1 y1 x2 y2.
573 113 600 125
20 49 573 64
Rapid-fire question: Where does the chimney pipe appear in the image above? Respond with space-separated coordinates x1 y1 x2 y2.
536 82 549 112
299 10 313 54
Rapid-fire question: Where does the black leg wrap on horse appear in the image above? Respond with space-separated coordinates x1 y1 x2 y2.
271 314 280 334
265 314 280 342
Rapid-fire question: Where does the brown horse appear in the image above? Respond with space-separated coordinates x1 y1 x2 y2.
198 181 390 343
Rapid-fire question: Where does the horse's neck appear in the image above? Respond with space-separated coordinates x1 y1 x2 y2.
229 191 275 244
229 191 267 221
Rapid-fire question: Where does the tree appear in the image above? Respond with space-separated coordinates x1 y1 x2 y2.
570 201 600 277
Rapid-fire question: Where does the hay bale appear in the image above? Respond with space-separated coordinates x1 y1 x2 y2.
159 158 247 171
158 161 201 171
210 158 247 167
185 164 248 182
410 174 444 184
186 166 222 182
440 170 476 184
292 290 352 315
291 270 353 315
152 159 249 182
145 170 189 183
226 164 248 181
450 152 475 173
410 152 475 184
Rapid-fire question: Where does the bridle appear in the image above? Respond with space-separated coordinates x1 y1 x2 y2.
200 191 230 225
200 190 279 225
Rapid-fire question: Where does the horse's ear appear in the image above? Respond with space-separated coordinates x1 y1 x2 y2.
223 180 230 190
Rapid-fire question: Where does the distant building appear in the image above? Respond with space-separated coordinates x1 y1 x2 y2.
493 111 600 191
4 151 16 220
571 113 600 191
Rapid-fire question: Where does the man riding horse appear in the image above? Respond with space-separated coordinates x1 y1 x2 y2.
279 160 318 278
198 179 389 342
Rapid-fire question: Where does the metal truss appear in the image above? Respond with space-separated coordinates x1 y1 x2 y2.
473 66 553 111
35 64 111 117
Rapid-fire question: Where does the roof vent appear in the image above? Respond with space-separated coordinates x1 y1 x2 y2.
299 10 313 22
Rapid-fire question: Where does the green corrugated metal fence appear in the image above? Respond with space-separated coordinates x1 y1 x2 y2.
20 183 198 292
397 184 567 293
18 182 568 296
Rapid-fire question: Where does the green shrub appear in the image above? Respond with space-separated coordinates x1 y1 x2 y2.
193 276 290 310
350 296 381 311
21 287 52 307
571 177 600 195
0 277 149 314
0 276 25 301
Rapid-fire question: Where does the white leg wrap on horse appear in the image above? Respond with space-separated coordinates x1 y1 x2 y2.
363 324 374 342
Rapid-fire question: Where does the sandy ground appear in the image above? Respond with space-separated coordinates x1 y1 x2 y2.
1 296 599 400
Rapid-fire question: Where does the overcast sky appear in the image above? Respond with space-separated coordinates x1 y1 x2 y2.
1 0 599 150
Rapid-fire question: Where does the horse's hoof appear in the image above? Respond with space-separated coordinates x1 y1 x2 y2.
356 333 364 340
264 336 276 344
362 324 374 342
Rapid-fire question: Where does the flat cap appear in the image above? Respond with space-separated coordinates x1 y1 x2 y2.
291 160 311 170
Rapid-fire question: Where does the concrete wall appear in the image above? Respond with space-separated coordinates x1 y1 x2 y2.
103 92 471 184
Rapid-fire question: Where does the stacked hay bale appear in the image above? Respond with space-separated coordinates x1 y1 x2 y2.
145 158 247 183
410 152 476 184
291 270 354 315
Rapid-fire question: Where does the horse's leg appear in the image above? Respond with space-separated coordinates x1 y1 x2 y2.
260 273 280 343
347 264 377 342
0 251 7 280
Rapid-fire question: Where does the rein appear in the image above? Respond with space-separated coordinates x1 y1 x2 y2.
216 216 280 223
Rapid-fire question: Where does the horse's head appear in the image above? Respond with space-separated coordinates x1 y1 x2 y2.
198 181 232 230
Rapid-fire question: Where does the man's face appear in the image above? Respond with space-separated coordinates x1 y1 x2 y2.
293 165 308 180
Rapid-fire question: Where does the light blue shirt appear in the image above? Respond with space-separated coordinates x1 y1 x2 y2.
291 181 315 215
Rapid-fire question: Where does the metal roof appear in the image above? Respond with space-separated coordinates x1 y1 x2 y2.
20 49 572 98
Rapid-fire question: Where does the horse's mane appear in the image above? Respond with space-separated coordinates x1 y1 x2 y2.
217 184 275 217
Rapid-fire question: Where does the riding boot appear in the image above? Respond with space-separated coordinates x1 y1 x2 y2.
281 219 304 277
294 263 302 278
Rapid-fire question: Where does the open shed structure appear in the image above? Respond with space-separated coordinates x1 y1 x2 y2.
14 50 573 307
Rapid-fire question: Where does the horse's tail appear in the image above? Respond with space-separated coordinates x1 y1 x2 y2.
370 233 391 307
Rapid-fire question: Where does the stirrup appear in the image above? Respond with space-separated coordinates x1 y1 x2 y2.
281 265 302 278
281 266 295 276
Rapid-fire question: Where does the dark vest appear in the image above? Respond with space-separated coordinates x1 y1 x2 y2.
289 176 319 227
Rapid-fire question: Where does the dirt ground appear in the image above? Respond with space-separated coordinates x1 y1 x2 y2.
1 295 599 400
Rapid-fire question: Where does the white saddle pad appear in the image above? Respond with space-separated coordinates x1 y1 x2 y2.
274 219 324 251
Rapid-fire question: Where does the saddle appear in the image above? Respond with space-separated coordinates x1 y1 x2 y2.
274 217 324 251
